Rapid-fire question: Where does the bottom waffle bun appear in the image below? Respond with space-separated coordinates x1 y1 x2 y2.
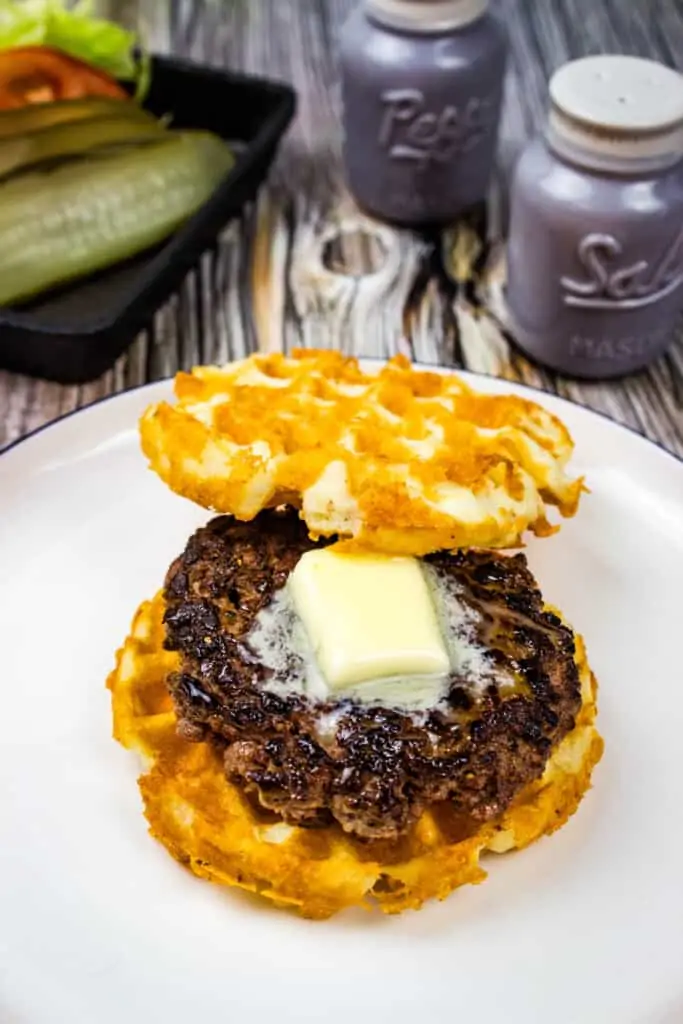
107 593 604 920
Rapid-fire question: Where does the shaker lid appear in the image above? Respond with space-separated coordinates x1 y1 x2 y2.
547 55 683 172
551 55 683 132
367 0 488 32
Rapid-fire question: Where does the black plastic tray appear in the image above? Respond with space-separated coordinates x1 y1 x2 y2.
0 55 296 383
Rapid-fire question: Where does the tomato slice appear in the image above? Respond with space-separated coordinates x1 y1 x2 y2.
0 46 127 110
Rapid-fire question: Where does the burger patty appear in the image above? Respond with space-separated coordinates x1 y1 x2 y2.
162 510 582 841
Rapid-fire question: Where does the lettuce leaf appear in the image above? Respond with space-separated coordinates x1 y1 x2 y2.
0 1 149 98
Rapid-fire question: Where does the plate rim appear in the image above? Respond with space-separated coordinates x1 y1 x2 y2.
1 363 681 473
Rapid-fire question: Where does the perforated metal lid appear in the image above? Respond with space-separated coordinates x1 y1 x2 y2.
547 55 683 172
367 0 488 32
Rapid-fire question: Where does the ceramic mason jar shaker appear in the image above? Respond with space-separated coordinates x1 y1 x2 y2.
339 0 508 225
506 55 683 379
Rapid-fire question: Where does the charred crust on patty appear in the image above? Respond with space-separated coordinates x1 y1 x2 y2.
162 509 581 841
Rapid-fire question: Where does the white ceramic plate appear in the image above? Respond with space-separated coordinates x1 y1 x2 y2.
1 372 682 1024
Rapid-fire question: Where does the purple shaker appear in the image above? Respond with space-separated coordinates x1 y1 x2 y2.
339 0 508 225
506 55 683 379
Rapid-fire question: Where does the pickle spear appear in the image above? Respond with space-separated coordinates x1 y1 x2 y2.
0 95 156 139
0 113 166 180
0 131 235 306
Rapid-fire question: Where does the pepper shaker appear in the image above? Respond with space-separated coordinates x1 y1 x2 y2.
339 0 508 225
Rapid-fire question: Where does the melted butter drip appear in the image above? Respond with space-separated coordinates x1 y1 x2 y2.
423 566 498 689
244 564 508 718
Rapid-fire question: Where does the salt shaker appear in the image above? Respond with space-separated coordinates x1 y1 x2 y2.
506 55 683 379
339 0 508 225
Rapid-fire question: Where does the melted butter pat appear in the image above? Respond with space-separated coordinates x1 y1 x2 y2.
289 549 450 690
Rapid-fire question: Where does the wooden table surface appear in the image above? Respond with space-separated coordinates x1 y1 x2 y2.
2 0 683 455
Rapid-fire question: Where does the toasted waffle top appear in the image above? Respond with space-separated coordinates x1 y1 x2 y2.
139 351 583 555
